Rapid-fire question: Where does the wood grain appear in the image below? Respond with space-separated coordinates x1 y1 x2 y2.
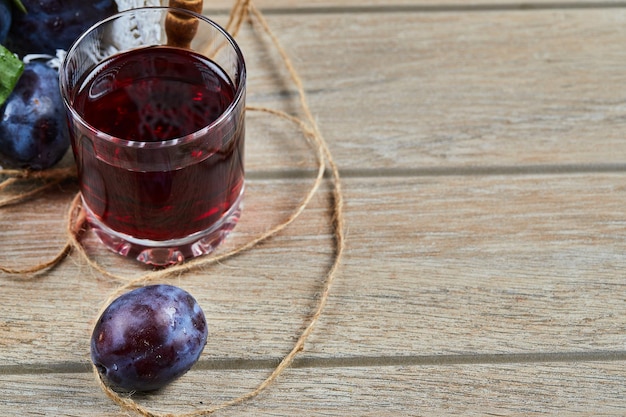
233 9 626 171
3 175 626 365
3 1 626 416
2 362 625 416
204 0 626 10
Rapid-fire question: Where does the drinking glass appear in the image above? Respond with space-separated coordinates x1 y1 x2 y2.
60 7 246 265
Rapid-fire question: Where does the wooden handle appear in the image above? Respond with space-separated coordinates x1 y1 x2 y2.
166 0 204 48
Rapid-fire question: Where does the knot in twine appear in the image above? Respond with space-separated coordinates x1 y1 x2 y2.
0 0 345 415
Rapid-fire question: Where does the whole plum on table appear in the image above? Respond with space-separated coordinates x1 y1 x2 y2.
0 61 69 170
91 285 209 392
5 0 118 56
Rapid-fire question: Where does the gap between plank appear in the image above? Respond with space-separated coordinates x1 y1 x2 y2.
2 350 625 375
247 163 626 181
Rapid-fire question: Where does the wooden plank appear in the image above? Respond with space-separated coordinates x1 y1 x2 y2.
309 174 626 356
2 361 625 415
3 174 626 366
10 9 625 172
203 0 626 11
229 9 626 170
0 176 334 364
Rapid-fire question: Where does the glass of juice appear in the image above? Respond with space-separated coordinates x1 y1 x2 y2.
60 7 246 266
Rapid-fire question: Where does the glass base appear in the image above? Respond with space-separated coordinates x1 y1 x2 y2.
83 192 243 266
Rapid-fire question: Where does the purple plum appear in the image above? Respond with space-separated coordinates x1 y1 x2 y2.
91 284 208 392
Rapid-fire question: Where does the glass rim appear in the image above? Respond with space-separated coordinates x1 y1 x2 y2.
59 6 246 149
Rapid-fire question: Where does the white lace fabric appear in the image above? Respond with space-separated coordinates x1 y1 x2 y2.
116 0 164 11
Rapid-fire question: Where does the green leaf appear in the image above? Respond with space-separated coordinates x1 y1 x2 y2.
10 0 26 13
0 44 24 106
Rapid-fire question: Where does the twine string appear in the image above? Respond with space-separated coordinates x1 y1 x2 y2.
0 166 76 208
0 0 345 415
78 106 325 292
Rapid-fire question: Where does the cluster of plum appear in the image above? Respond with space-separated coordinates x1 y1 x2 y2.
0 0 117 169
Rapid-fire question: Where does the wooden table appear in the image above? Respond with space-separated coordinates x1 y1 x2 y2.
2 0 626 415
